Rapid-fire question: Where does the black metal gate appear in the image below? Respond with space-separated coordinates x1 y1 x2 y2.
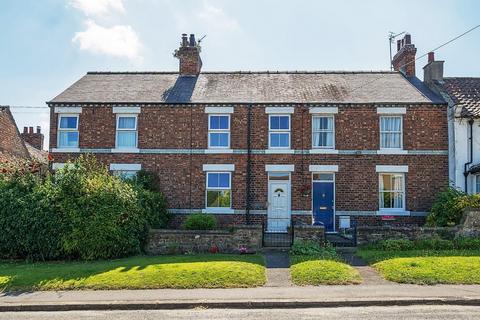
262 217 294 247
325 221 357 247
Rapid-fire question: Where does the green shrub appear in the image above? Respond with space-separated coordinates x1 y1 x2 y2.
136 188 170 229
454 237 480 250
134 170 161 192
427 187 480 227
184 214 217 230
415 237 454 250
290 240 338 260
0 174 65 261
377 239 415 251
0 155 171 261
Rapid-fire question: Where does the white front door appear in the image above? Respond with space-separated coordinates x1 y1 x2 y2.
267 180 291 232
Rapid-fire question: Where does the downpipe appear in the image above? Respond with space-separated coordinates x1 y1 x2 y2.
463 118 474 192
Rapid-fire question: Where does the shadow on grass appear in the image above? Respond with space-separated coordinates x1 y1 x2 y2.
0 254 265 293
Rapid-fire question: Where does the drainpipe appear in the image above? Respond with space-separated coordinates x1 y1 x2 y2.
463 118 474 192
245 103 252 224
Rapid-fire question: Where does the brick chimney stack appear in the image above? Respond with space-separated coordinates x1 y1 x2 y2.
392 33 417 77
423 51 444 85
20 125 44 150
174 33 202 75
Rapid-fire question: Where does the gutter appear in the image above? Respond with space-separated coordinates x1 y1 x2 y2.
463 118 474 192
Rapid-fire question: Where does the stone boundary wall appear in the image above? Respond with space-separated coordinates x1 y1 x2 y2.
357 226 457 245
294 225 325 244
458 209 480 237
146 225 262 255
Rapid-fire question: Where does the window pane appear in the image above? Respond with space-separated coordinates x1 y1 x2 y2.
58 131 78 147
381 116 401 132
380 174 392 191
208 173 230 188
218 173 230 188
207 190 230 208
60 116 77 129
270 133 290 147
477 176 480 193
207 173 219 188
313 173 334 181
380 132 401 148
270 116 280 129
210 115 229 130
118 117 136 129
117 131 137 147
279 116 289 129
313 116 333 131
114 170 137 180
269 172 290 180
210 133 229 147
314 132 333 147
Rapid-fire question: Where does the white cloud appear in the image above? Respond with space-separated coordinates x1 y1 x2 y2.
69 0 125 17
196 1 240 32
72 20 142 59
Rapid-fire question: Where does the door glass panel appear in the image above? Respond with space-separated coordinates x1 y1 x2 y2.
269 172 290 180
312 173 334 181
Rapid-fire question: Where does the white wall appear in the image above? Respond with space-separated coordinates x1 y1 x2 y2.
453 117 480 193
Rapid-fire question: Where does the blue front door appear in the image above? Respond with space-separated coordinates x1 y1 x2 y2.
313 182 334 231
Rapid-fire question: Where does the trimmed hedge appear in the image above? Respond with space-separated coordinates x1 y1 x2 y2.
372 237 480 251
0 155 170 261
183 214 217 230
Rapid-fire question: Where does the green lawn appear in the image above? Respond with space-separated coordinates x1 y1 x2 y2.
290 256 362 286
0 254 266 292
374 256 480 284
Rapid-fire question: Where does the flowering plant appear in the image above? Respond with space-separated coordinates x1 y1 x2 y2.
239 246 248 254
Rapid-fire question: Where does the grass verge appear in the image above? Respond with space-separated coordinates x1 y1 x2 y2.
290 256 362 286
374 256 480 284
0 254 266 291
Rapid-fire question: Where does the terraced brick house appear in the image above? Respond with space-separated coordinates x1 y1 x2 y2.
49 34 448 232
423 52 480 194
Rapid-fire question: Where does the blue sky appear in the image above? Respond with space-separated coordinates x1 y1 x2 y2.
1 0 479 149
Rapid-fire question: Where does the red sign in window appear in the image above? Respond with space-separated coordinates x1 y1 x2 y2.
381 215 395 221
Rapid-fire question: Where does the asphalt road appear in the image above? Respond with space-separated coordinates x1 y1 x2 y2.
1 305 480 320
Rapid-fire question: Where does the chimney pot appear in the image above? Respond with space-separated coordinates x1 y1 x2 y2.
405 34 411 44
428 52 435 63
181 33 188 47
23 126 28 133
29 126 33 134
189 34 196 47
36 126 41 134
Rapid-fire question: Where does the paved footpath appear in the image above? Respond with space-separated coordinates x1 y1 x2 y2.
264 251 291 287
2 284 480 311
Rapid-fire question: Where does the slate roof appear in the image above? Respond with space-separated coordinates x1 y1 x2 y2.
438 78 480 117
49 71 439 104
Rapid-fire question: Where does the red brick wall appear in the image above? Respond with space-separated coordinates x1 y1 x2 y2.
50 103 448 225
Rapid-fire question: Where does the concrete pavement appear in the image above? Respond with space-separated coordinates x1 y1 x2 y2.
1 305 480 320
2 285 480 311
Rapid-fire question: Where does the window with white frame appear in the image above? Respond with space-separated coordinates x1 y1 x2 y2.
208 115 230 148
269 115 290 148
380 116 402 149
379 173 405 210
116 115 137 148
113 170 138 180
206 172 231 208
476 175 480 194
58 115 79 148
312 115 334 148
